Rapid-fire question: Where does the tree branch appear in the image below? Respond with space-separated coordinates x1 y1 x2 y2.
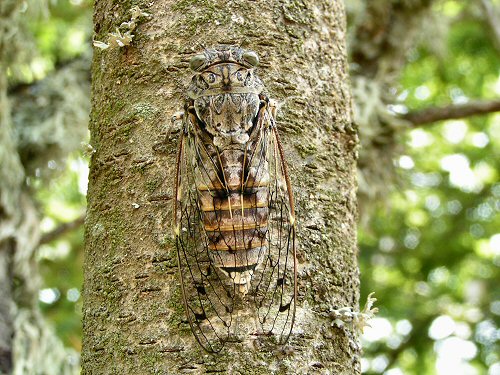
402 99 500 126
39 214 85 245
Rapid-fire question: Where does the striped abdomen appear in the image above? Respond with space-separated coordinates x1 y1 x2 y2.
196 145 269 284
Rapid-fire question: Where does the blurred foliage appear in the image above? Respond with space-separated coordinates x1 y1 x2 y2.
359 1 500 374
16 0 500 374
17 0 91 84
37 155 87 351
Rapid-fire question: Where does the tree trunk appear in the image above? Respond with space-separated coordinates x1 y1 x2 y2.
83 0 359 373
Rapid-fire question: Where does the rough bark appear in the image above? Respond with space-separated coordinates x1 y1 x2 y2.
83 1 359 374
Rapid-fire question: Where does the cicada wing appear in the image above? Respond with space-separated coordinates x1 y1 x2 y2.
248 104 297 344
174 123 237 353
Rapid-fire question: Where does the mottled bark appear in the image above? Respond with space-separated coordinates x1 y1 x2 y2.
83 0 359 374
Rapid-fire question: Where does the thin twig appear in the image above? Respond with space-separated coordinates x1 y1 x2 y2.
402 99 500 126
39 214 86 245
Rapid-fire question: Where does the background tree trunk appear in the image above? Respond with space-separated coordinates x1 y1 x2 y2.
83 0 359 373
1 2 83 374
347 0 434 215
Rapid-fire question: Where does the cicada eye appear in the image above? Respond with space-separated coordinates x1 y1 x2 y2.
208 73 216 83
242 51 259 67
236 71 243 81
189 54 205 71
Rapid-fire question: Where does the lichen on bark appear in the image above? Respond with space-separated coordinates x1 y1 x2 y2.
83 0 360 373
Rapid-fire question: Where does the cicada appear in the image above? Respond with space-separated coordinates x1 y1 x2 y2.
173 46 297 352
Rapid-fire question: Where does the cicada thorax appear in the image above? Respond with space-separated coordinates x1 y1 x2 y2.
193 100 270 294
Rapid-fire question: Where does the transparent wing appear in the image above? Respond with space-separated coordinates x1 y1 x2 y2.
247 102 297 344
173 114 237 353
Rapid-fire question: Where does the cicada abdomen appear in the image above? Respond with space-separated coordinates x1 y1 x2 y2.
173 46 296 352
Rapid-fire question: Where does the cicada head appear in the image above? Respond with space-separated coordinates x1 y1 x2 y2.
187 46 264 99
186 46 265 146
